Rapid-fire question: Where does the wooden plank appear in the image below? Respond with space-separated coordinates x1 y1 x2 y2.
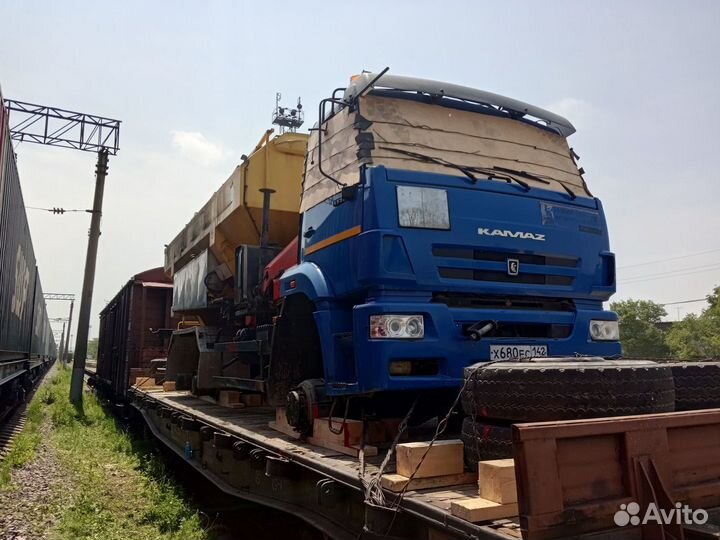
479 459 517 504
366 418 403 445
218 390 243 407
133 377 162 390
162 381 176 392
306 435 378 458
396 440 463 479
514 408 720 441
268 408 302 439
240 393 263 407
381 471 477 493
312 417 364 447
450 497 518 523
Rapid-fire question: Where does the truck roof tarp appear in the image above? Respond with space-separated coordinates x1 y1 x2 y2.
301 94 586 212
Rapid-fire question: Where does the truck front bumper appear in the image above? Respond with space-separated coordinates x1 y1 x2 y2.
338 299 622 396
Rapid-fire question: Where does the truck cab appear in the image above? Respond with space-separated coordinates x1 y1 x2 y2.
280 73 621 398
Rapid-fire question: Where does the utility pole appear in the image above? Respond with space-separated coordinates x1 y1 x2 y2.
64 300 74 364
70 150 109 402
58 323 66 365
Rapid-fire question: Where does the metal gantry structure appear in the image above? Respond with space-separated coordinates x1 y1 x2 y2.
5 100 120 155
44 293 75 366
6 99 121 401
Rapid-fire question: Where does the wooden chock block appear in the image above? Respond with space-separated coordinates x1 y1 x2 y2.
268 407 301 439
381 471 477 493
306 417 378 458
134 376 162 390
366 418 404 445
450 497 519 523
312 417 364 447
162 380 176 392
240 393 263 407
478 459 517 504
218 391 244 408
396 440 463 479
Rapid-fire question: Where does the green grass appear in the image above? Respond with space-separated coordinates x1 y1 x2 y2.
3 365 210 540
0 391 45 487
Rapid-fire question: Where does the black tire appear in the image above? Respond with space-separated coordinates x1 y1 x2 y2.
461 359 675 423
670 362 720 411
460 417 513 471
268 295 324 407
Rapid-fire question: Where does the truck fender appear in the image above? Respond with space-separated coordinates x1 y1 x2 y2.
279 262 332 302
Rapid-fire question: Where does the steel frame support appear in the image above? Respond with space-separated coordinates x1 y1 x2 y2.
4 100 120 155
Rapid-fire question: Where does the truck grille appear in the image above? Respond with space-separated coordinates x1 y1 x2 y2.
432 293 576 311
459 322 573 339
433 245 578 287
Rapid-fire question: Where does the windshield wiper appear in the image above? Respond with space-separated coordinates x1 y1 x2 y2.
378 146 585 199
494 166 577 200
379 147 480 183
380 146 534 191
493 166 550 186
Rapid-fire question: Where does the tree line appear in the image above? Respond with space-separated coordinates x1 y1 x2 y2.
612 286 720 359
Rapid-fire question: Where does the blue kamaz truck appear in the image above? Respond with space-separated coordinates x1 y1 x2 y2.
162 72 622 431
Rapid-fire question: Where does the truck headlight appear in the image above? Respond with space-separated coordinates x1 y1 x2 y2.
397 186 449 230
370 315 424 339
589 320 619 341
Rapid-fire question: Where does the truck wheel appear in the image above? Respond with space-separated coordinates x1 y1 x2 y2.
461 417 513 470
267 295 324 407
461 359 675 423
671 362 720 411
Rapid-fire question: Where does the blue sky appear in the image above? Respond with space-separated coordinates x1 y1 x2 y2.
1 0 719 340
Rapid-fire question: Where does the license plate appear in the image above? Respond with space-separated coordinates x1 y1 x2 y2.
490 345 548 360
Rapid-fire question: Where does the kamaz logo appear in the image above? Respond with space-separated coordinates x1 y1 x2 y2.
478 228 546 241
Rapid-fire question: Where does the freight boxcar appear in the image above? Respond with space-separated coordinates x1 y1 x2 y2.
95 267 175 399
0 84 56 416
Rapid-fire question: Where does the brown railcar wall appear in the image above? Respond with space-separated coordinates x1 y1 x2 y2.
97 270 173 397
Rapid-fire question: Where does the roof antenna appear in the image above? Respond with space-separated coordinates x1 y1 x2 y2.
272 92 304 134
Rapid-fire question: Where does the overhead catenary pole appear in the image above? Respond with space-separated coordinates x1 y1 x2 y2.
58 322 66 364
70 149 109 403
63 299 74 364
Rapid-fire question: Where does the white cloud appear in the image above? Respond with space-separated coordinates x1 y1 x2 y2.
171 130 228 165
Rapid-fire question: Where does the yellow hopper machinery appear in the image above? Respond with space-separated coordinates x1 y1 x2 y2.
162 129 309 394
164 130 308 320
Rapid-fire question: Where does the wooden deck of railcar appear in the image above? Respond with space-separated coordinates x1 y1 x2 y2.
130 385 524 540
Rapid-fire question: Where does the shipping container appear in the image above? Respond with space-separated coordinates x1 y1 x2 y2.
96 267 175 398
0 84 56 364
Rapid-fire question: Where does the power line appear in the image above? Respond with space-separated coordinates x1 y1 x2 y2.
618 248 720 270
620 261 720 282
26 206 93 214
621 263 720 284
659 298 707 306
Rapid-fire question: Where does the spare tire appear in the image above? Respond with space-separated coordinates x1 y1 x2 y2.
460 417 513 470
461 359 675 423
670 362 720 411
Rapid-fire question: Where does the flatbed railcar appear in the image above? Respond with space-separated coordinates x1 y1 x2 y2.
126 383 720 540
0 84 56 417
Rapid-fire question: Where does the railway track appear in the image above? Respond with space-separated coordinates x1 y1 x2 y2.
0 361 56 460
